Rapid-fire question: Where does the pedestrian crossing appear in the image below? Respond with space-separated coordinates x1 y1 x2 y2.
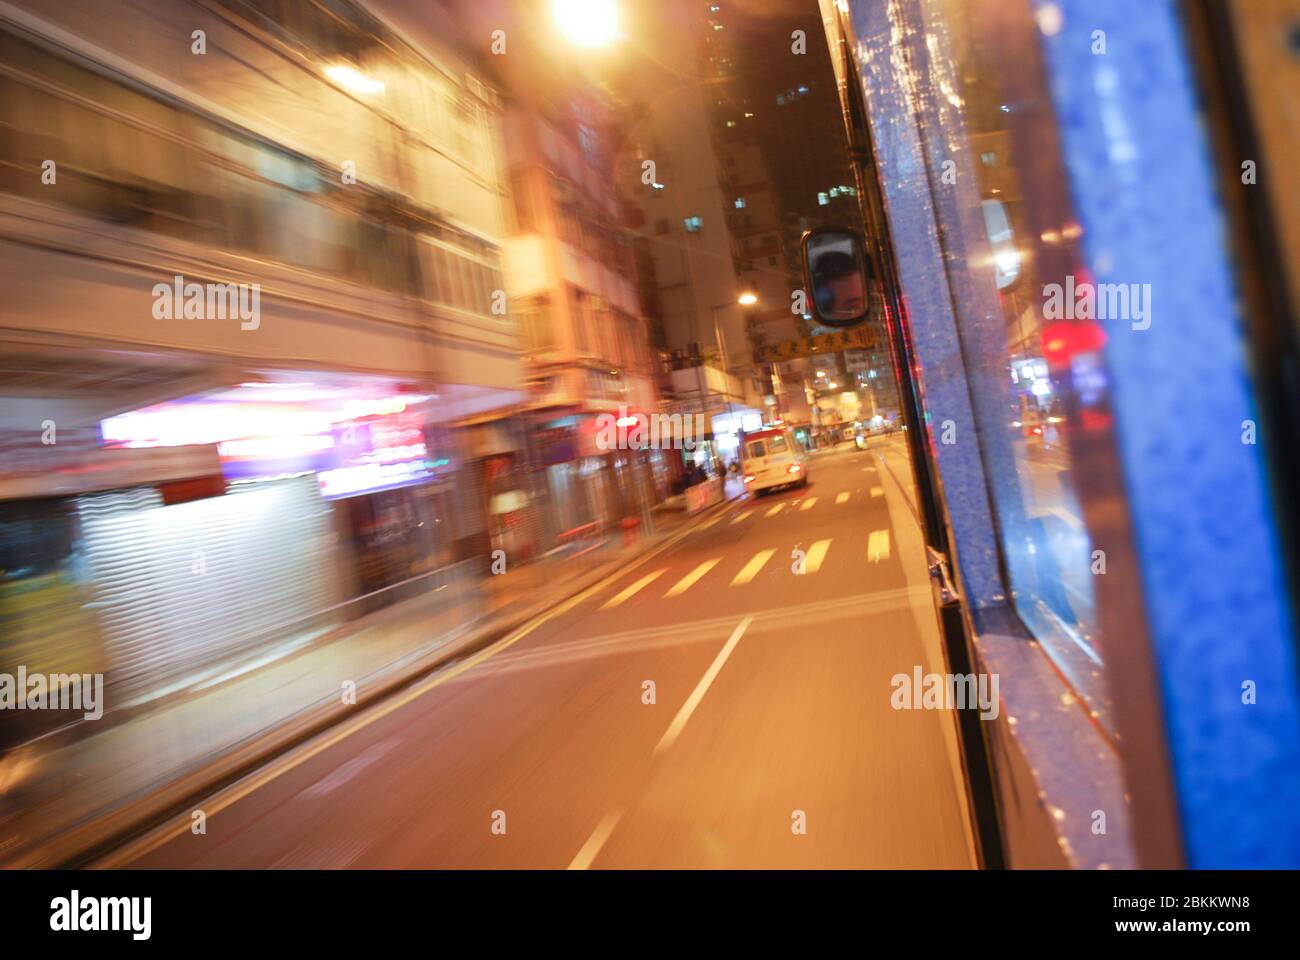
592 529 894 608
867 529 891 562
715 487 885 525
730 548 776 586
695 487 884 531
600 569 666 609
664 558 721 597
804 538 832 573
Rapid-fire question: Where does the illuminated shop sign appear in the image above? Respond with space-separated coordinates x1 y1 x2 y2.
101 392 442 499
316 414 433 500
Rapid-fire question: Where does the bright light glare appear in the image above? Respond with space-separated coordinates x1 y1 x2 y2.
325 64 384 95
551 0 619 47
737 292 759 305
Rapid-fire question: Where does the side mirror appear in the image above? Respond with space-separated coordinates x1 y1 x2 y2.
801 227 873 328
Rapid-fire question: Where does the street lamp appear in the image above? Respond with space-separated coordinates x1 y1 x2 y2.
707 293 759 467
710 292 758 377
550 0 620 47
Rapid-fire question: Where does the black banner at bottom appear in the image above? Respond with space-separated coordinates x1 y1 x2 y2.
0 868 1282 946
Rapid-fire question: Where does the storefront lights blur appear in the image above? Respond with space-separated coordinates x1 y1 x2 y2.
102 404 334 448
100 390 431 448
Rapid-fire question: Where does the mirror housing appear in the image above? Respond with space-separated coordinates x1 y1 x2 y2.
801 226 873 328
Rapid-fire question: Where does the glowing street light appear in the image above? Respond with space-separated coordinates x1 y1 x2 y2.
550 0 619 48
324 63 384 95
737 292 758 306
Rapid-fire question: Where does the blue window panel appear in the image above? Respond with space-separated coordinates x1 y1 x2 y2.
1034 0 1300 867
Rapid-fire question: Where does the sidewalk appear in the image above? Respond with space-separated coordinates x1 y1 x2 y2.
0 493 741 868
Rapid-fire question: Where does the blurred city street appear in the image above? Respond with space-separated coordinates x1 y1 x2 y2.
97 439 975 869
2 0 1298 881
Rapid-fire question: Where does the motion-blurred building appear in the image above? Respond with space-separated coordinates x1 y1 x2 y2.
443 0 668 547
0 0 524 708
715 0 900 440
609 0 773 470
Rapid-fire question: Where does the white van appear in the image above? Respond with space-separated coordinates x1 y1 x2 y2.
740 427 808 494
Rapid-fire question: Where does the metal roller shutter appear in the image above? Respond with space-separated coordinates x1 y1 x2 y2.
77 475 340 703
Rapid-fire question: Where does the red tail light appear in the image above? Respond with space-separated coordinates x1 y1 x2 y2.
787 464 801 475
743 474 756 484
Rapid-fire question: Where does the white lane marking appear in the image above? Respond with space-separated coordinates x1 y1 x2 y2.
730 510 753 524
664 558 721 597
568 809 624 870
730 548 775 586
654 616 753 757
301 738 401 798
600 569 667 609
870 487 884 498
799 497 818 511
804 539 832 573
868 529 891 562
764 503 785 518
835 492 850 505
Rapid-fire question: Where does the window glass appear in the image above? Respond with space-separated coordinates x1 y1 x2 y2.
931 0 1113 727
767 434 788 455
746 440 766 459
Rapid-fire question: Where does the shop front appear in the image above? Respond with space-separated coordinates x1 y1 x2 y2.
84 374 455 699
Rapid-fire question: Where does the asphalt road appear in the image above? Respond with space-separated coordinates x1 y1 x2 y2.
111 441 977 869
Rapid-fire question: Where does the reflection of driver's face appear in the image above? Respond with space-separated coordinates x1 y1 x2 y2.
827 272 865 314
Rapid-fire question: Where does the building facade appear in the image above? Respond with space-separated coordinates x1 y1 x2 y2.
0 0 523 706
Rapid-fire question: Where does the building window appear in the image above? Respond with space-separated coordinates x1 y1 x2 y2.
734 197 745 209
683 216 703 233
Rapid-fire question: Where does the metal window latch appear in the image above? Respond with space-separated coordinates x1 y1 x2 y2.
926 545 959 606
